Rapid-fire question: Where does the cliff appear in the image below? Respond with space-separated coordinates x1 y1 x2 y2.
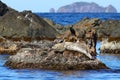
56 2 117 13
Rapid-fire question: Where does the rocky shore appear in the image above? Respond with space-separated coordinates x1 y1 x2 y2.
1 1 120 70
4 40 108 70
5 50 107 70
4 27 109 70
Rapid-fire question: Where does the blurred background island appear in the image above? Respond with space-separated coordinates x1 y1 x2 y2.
49 2 117 13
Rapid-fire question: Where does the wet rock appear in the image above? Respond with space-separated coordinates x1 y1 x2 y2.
0 40 18 54
0 40 54 55
4 48 108 70
100 39 120 54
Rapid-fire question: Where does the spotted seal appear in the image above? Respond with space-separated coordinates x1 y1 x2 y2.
52 42 93 59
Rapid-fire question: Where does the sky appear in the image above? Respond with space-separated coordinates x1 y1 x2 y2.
1 0 120 12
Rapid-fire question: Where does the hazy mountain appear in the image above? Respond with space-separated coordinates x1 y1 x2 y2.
50 2 117 13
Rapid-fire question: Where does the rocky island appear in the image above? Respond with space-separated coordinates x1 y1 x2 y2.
50 2 117 13
1 1 119 70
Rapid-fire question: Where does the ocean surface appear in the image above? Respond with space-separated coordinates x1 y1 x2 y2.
0 13 120 80
37 13 120 25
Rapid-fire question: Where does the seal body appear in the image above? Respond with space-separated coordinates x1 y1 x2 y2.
52 42 93 59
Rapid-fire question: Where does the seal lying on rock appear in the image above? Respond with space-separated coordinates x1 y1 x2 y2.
52 42 93 59
4 48 109 70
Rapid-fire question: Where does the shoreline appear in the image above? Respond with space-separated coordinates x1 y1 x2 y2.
0 1 119 70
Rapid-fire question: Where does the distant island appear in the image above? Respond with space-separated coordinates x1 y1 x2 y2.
49 2 117 13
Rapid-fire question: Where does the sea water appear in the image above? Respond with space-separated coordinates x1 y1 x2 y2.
0 13 120 80
37 13 120 25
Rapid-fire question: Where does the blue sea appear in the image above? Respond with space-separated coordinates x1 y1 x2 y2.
37 13 120 25
0 13 120 80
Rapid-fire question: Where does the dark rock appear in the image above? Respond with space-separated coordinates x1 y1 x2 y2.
0 1 16 16
0 1 9 16
43 18 64 34
0 10 59 40
0 1 59 40
98 20 120 38
70 18 120 41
